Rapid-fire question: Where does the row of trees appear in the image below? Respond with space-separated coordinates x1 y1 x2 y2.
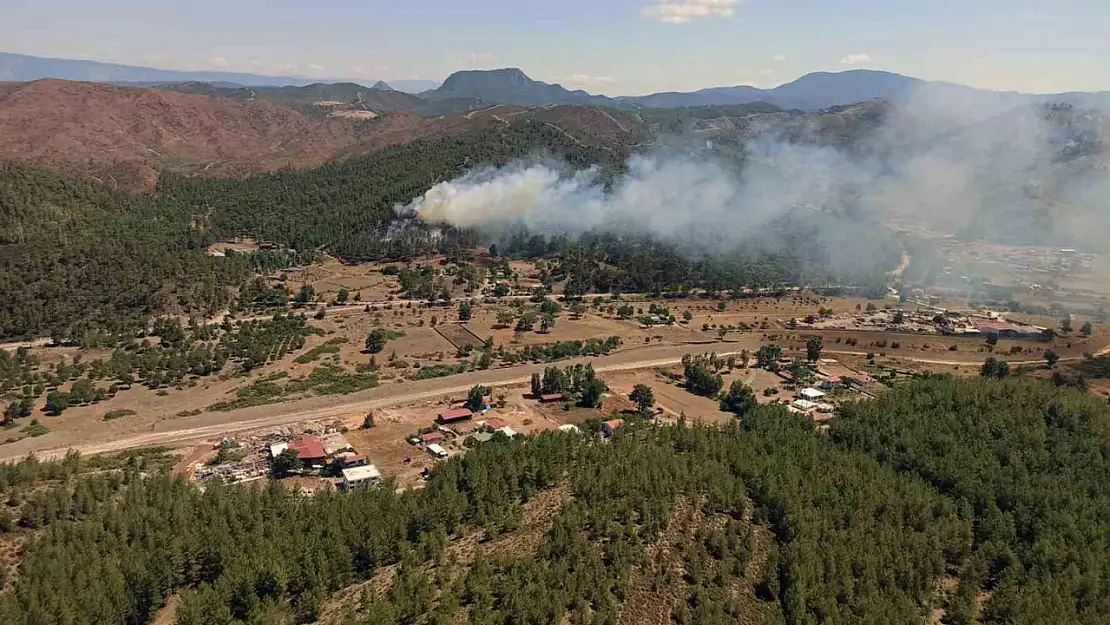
2 314 315 420
529 363 608 408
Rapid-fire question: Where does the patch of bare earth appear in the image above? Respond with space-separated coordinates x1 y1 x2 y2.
150 593 180 625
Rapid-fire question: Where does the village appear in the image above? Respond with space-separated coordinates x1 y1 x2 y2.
175 344 881 493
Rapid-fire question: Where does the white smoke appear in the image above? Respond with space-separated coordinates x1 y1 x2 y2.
396 144 873 254
396 84 1110 255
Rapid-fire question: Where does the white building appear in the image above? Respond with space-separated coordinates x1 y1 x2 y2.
557 424 581 434
792 399 820 413
269 442 288 458
426 443 448 459
796 387 827 401
341 465 381 490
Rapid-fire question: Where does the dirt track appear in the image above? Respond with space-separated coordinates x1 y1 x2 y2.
8 339 1105 463
3 340 765 462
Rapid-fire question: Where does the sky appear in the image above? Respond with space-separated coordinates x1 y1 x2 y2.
4 0 1110 95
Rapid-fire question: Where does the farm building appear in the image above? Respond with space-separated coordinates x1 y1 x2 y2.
483 418 507 431
437 408 473 424
973 319 1049 340
558 424 581 434
792 399 820 413
601 419 624 438
336 452 367 468
419 431 444 444
820 377 842 390
796 388 827 401
269 442 288 458
341 465 381 490
539 393 566 403
426 443 449 459
287 435 327 464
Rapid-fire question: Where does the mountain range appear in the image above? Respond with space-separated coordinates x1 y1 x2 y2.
421 67 1110 112
0 52 438 93
5 51 1110 113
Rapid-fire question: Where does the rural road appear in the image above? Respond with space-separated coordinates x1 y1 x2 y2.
7 338 1106 463
2 340 762 462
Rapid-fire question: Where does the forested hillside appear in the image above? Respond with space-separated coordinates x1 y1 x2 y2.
0 116 630 341
0 165 251 341
0 377 1107 624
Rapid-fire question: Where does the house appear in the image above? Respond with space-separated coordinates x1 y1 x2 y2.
601 419 624 437
557 424 581 434
287 435 327 464
816 403 835 414
820 376 842 390
483 418 507 431
269 442 289 458
419 431 443 444
470 431 494 444
796 388 826 401
539 393 566 403
341 465 381 490
792 399 819 413
499 426 518 437
336 452 367 468
437 408 473 424
973 319 1049 340
426 443 449 459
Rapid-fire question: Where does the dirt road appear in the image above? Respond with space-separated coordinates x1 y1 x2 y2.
8 339 1106 463
3 340 764 462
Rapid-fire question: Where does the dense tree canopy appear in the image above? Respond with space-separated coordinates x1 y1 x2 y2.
0 377 1108 624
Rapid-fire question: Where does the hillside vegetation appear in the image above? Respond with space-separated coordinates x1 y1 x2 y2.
0 377 1107 624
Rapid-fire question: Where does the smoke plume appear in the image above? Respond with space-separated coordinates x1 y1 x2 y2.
396 83 1110 265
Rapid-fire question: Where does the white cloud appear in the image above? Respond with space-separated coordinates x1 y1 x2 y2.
207 57 229 68
759 68 775 76
641 0 743 24
773 54 787 62
840 53 873 66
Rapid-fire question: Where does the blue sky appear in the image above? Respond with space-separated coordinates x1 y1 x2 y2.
5 0 1109 94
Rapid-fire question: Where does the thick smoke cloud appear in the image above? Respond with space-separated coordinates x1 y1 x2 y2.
397 83 1110 259
397 144 873 255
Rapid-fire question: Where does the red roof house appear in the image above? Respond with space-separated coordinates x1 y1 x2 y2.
419 431 444 443
539 393 566 403
287 435 327 462
484 418 507 431
601 419 624 437
437 408 473 423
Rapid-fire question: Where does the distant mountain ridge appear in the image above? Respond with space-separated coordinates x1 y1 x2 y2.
422 67 1110 111
5 51 1110 113
0 51 438 93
